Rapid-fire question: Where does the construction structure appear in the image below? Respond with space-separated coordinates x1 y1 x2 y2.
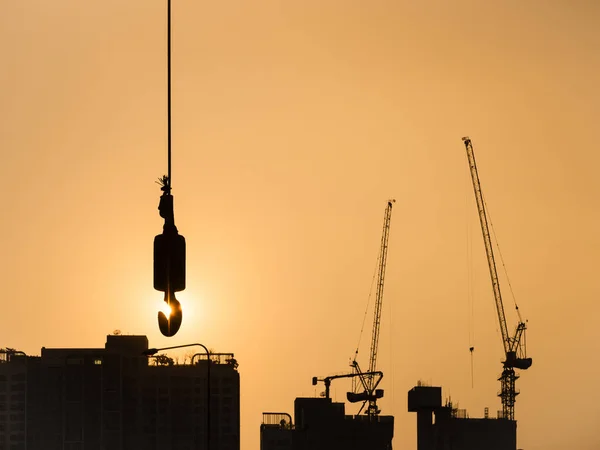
408 383 516 450
0 334 240 450
260 397 394 450
348 199 395 416
260 200 395 450
0 349 31 450
260 200 396 450
462 137 532 421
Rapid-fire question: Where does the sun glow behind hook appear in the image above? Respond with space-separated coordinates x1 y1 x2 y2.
159 300 173 318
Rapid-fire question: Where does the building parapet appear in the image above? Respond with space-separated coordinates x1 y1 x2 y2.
148 352 238 369
261 413 294 429
0 348 27 363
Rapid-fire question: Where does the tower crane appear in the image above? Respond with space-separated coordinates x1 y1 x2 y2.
462 137 532 421
348 199 395 417
311 371 383 401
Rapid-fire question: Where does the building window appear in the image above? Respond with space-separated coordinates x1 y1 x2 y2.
93 359 102 365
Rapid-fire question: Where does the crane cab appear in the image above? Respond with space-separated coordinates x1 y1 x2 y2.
504 351 532 370
347 389 384 403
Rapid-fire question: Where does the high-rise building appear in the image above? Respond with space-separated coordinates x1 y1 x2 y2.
0 335 240 450
0 349 34 450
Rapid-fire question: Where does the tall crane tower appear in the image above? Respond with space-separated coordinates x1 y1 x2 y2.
348 199 395 417
462 137 532 421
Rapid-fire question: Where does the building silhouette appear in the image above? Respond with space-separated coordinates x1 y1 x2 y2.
260 397 394 450
408 384 517 450
0 350 31 450
0 335 239 450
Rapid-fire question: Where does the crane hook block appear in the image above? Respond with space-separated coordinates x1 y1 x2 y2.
153 186 186 337
153 233 186 292
154 191 186 292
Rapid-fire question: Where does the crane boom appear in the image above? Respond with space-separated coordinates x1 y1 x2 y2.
462 137 531 421
349 199 395 417
463 138 510 353
368 200 394 375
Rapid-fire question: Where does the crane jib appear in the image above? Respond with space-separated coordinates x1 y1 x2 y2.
462 136 532 421
464 139 510 354
367 201 393 381
350 199 395 418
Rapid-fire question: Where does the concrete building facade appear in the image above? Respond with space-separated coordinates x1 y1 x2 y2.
0 335 240 450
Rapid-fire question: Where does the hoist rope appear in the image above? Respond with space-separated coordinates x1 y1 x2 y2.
353 250 380 362
482 195 522 321
465 159 476 389
466 169 475 350
388 275 395 413
167 0 172 189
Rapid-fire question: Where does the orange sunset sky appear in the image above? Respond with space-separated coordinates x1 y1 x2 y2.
1 1 599 449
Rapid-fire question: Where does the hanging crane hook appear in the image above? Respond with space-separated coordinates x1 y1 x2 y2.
154 175 186 337
158 288 183 337
153 0 187 337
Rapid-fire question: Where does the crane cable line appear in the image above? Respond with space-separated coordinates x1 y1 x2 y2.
353 250 381 362
465 160 475 388
482 195 522 318
388 265 395 414
352 246 380 395
464 153 522 388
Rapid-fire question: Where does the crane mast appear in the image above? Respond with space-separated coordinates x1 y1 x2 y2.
349 199 395 417
462 137 532 421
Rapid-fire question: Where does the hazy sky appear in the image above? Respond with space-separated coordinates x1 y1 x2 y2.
1 1 599 449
